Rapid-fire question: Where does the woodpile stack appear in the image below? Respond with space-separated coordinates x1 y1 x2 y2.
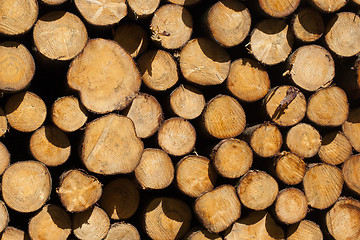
1 0 360 239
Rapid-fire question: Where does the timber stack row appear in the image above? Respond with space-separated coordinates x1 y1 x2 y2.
0 0 360 239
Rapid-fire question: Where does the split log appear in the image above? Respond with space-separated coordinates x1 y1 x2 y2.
274 188 308 225
104 222 140 240
207 0 251 48
237 170 278 211
134 148 174 190
258 0 300 18
0 108 7 137
249 19 293 65
2 161 51 213
157 117 196 156
0 226 30 240
202 95 246 139
342 154 360 195
0 142 10 176
342 107 360 152
144 197 192 240
168 0 201 5
150 4 193 50
137 49 178 91
287 220 323 240
81 114 144 175
99 178 139 220
169 84 205 120
242 123 282 158
224 211 285 240
318 131 352 165
0 0 38 36
194 185 241 233
28 204 71 240
291 7 324 42
0 42 35 92
287 45 334 91
184 228 221 240
180 38 231 86
51 96 88 132
67 38 141 114
227 58 270 102
5 91 47 132
113 23 149 58
210 138 253 179
310 0 347 12
57 169 102 212
123 93 163 138
264 86 306 127
274 151 306 185
127 0 160 18
33 11 88 61
325 12 360 57
74 0 127 26
0 201 8 234
286 123 322 158
303 163 343 209
307 86 348 126
72 206 110 240
30 125 71 167
326 197 360 240
176 155 217 198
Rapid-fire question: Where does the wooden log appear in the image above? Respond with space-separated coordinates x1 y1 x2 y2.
291 7 324 43
286 123 322 158
57 169 102 212
258 0 300 18
2 161 51 213
242 123 283 158
134 148 174 190
274 151 306 185
157 117 196 156
51 96 88 132
180 38 231 86
227 58 270 102
207 0 251 47
194 185 241 233
150 4 193 50
326 197 360 240
81 113 143 175
210 138 253 179
184 228 221 240
0 108 7 137
0 42 35 92
113 23 149 58
169 84 205 120
0 226 30 240
176 155 217 198
310 0 347 12
287 220 323 240
287 45 334 91
28 204 71 240
325 12 360 57
72 206 110 240
224 211 285 239
126 0 160 18
40 0 67 5
67 38 141 114
307 86 348 126
303 163 343 209
5 91 46 132
342 154 360 195
0 142 10 176
264 86 306 127
123 93 163 138
29 125 71 167
74 0 127 26
0 0 38 36
342 107 360 152
318 131 352 165
99 178 139 220
137 49 178 91
168 0 201 6
33 11 88 61
202 95 246 139
104 222 140 240
275 188 308 225
0 201 8 234
237 170 278 211
249 19 293 65
144 197 192 240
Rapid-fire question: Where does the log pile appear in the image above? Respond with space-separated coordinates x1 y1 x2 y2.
1 0 360 239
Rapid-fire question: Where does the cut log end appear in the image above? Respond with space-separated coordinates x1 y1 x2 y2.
311 0 347 12
275 188 308 224
275 151 306 185
259 0 300 18
287 220 323 240
292 7 324 42
127 0 160 18
342 107 360 152
318 131 352 165
342 154 360 195
104 223 140 240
